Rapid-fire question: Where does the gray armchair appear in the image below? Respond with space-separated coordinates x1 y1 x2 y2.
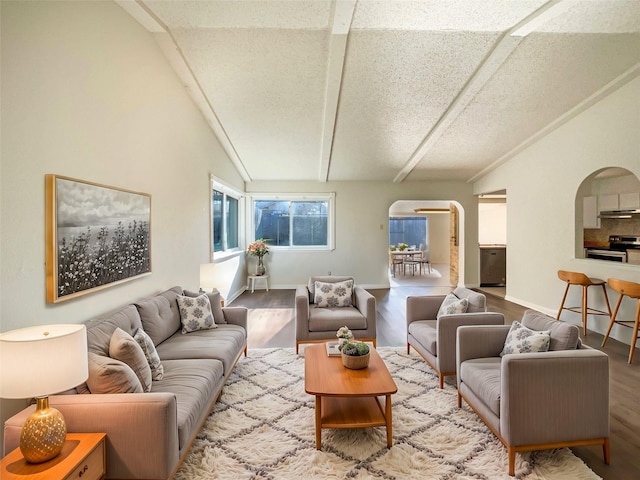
457 310 610 476
295 276 376 353
406 287 504 388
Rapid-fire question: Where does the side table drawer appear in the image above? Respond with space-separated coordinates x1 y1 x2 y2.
64 440 105 480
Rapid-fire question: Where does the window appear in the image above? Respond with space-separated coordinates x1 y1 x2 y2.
389 216 427 248
251 194 335 249
211 178 242 257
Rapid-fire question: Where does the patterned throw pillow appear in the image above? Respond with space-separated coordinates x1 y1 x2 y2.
314 280 354 308
134 328 164 381
500 321 551 356
177 294 216 333
436 292 469 318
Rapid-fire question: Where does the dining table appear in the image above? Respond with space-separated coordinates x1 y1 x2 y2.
389 250 422 276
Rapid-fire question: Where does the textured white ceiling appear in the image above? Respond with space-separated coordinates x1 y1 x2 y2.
122 0 640 183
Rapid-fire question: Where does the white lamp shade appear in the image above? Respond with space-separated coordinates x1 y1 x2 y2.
0 324 88 399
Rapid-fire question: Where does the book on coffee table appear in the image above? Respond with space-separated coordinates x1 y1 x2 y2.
326 342 341 356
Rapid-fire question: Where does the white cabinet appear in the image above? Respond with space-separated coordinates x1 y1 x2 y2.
619 192 640 209
583 195 600 228
598 194 619 212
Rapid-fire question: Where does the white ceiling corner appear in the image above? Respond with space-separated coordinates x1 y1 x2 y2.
117 0 640 184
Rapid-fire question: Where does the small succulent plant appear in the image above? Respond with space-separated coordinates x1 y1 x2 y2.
341 341 370 356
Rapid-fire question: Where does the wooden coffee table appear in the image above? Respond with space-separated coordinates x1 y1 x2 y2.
304 344 398 450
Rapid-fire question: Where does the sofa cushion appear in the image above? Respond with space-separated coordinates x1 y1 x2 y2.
437 292 469 318
308 306 367 333
85 304 144 357
521 310 580 351
500 321 550 356
135 286 183 346
314 280 354 307
177 294 216 333
154 324 246 375
459 357 502 417
184 289 226 324
407 320 437 356
152 359 224 451
134 328 164 381
86 352 143 394
109 327 152 392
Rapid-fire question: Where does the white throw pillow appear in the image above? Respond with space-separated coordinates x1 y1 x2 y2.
314 280 354 307
500 321 551 356
437 292 469 318
177 294 216 333
134 328 164 381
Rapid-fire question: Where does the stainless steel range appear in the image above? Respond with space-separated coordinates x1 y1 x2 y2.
585 235 640 264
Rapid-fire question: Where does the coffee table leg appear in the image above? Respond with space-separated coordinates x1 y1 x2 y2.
315 395 322 450
385 394 392 447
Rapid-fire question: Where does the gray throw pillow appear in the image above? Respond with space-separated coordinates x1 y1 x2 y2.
437 292 469 318
86 352 143 394
109 327 152 392
314 280 354 307
177 294 216 333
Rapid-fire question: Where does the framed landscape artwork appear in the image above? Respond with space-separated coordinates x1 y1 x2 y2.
45 175 151 303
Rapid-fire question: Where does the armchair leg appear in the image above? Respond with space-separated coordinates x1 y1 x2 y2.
407 343 410 355
508 448 516 476
457 391 462 408
296 342 299 354
603 438 611 465
438 373 444 389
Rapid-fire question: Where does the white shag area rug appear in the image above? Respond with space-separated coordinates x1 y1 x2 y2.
175 347 601 480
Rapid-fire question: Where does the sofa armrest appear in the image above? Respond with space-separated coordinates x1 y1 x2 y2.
406 295 445 326
295 286 310 333
500 348 609 446
4 393 179 480
456 325 511 384
222 306 248 329
437 312 504 373
354 286 375 328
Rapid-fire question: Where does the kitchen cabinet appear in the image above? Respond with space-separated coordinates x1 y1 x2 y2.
619 192 640 209
598 194 619 212
583 195 600 228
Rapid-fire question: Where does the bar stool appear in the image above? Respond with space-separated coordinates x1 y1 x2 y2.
601 278 640 364
556 270 612 335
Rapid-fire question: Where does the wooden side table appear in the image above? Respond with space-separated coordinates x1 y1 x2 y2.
1 433 106 480
248 274 270 293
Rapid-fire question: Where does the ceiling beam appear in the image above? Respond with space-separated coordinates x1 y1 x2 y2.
115 0 252 182
392 0 574 184
318 0 357 182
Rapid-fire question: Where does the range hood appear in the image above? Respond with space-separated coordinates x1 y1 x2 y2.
598 209 640 219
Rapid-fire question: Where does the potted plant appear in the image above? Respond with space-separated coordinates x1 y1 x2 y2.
336 326 354 350
340 341 370 369
247 239 270 276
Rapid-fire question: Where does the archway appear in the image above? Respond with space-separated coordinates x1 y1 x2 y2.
576 167 640 262
388 200 464 287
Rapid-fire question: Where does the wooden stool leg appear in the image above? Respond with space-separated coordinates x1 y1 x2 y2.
602 295 623 348
582 285 588 335
601 283 612 318
628 301 640 364
557 283 570 319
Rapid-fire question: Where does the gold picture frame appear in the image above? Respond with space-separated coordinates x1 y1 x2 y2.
45 175 151 303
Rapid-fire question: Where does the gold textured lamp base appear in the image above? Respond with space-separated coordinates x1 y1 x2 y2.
20 396 67 463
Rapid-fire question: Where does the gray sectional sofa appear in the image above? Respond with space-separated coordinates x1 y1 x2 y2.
3 286 247 480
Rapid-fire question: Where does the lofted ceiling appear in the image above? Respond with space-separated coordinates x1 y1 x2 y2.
117 0 640 183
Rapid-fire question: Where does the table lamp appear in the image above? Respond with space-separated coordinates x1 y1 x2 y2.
0 324 88 463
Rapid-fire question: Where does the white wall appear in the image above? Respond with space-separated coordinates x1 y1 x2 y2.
0 0 244 439
474 75 640 344
479 202 507 245
244 181 479 288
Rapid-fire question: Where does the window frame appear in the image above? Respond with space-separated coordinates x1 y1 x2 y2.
248 193 335 251
210 176 244 261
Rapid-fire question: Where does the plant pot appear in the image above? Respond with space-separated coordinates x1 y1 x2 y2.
341 352 370 370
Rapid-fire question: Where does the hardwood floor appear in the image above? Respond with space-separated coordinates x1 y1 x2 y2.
229 287 639 479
